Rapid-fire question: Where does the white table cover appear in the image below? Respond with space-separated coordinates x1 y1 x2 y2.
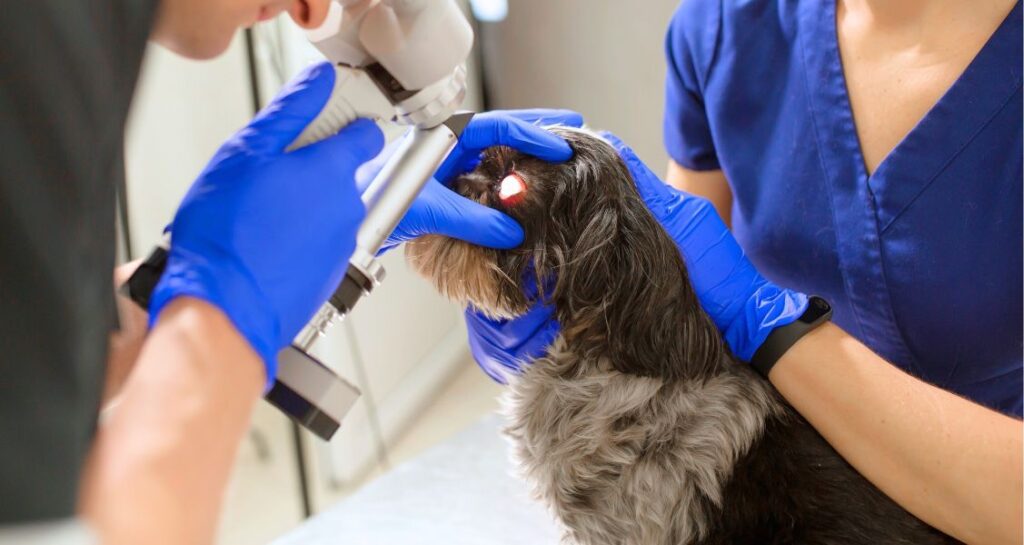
273 414 561 544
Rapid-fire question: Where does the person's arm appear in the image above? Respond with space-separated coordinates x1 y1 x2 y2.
80 297 263 545
104 260 147 404
771 322 1023 545
660 140 1023 544
665 159 732 228
665 153 1020 541
77 64 382 543
83 101 578 542
474 134 1022 543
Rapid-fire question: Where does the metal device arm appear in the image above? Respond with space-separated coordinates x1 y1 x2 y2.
123 0 475 440
296 112 473 352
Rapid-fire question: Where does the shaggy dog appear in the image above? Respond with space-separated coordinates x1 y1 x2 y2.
406 127 958 544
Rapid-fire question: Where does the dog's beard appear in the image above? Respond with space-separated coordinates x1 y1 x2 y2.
405 235 530 320
407 126 729 381
405 144 545 321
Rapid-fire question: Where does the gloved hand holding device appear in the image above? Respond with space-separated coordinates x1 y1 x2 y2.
349 108 580 380
601 133 808 361
149 63 383 385
464 129 809 378
373 109 584 252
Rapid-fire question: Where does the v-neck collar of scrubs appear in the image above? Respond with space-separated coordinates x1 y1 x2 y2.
797 0 1022 369
803 1 1022 232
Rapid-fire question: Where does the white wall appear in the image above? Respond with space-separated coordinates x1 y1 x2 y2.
479 0 679 169
124 36 252 257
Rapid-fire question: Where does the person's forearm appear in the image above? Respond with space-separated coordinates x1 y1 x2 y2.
770 322 1023 545
80 297 264 545
665 160 733 227
104 260 148 404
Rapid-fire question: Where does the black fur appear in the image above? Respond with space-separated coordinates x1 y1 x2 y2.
438 128 959 544
455 136 723 380
699 416 956 544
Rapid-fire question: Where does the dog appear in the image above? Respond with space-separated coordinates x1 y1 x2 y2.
406 127 958 544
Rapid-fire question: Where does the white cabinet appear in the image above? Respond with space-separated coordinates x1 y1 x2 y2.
310 249 468 487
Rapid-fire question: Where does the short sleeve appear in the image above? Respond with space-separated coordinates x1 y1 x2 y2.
0 0 155 524
663 0 722 171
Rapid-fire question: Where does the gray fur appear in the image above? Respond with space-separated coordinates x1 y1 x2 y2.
502 337 784 545
406 128 956 544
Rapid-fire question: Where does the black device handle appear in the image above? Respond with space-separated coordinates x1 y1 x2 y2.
118 245 357 441
120 245 169 310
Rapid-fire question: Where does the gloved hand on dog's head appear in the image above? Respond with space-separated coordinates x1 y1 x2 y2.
460 128 810 380
465 274 559 383
600 132 808 362
367 109 585 253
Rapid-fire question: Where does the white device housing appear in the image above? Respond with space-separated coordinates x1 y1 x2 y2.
289 0 473 148
280 0 474 440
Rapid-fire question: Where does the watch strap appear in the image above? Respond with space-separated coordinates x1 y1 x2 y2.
120 244 169 311
749 296 832 377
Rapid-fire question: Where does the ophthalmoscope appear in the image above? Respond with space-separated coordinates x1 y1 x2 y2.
123 0 475 440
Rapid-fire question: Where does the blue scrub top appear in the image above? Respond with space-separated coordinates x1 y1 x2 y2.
663 0 1023 416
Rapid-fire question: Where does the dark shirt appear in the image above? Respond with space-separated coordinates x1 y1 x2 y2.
0 0 156 523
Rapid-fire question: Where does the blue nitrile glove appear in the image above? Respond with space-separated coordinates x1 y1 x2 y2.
465 276 560 383
373 109 584 252
360 109 583 378
149 62 383 384
432 109 582 379
601 132 808 361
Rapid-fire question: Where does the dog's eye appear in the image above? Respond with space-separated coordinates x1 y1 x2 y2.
498 172 526 202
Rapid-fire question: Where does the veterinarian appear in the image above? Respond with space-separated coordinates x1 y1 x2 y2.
465 1 1023 544
0 1 577 542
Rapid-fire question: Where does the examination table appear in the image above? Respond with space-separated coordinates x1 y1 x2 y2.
273 414 561 544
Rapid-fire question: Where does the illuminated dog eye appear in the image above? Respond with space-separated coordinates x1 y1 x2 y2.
498 173 526 201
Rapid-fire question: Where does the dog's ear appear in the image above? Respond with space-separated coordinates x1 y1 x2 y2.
536 133 722 379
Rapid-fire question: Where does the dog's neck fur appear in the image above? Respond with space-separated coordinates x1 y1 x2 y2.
526 136 728 383
506 220 786 543
496 131 785 544
408 130 947 544
547 225 727 382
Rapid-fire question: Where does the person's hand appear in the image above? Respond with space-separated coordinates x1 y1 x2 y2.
394 109 581 379
465 277 560 383
149 62 383 384
600 132 808 361
371 109 584 252
105 259 149 404
358 108 583 378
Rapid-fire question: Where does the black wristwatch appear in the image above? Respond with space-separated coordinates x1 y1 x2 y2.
749 296 832 377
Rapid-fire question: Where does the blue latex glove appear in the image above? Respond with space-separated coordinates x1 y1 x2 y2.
601 132 808 361
371 109 584 252
149 62 383 383
460 129 810 377
417 109 583 379
466 276 560 383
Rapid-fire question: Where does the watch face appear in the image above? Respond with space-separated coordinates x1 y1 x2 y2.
800 296 832 325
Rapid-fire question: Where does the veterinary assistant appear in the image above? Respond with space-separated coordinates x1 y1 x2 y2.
467 1 1023 543
0 1 570 543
